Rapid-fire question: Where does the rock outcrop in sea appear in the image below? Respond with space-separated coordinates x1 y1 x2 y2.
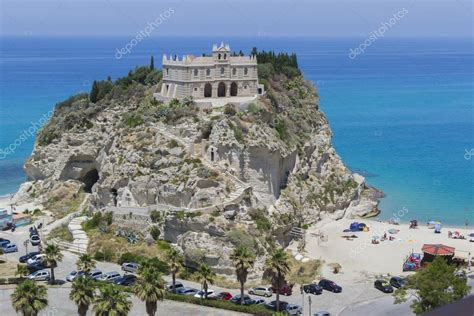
14 59 380 277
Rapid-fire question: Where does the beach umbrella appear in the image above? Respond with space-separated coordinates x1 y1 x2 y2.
469 233 474 237
422 244 455 256
388 229 399 234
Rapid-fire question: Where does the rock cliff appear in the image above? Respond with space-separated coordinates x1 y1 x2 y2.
16 60 380 277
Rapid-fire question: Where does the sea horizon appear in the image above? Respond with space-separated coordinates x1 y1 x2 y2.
0 36 472 225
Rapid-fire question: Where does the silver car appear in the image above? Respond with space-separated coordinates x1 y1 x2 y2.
66 270 85 282
285 304 302 315
89 269 103 280
249 285 273 297
97 271 121 283
28 270 50 281
121 262 139 274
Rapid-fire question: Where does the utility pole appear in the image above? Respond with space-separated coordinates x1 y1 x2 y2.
308 295 312 316
300 285 304 315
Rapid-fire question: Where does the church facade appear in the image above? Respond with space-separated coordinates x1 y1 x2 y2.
158 43 264 100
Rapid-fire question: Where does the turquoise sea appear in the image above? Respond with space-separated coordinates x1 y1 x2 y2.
0 37 472 225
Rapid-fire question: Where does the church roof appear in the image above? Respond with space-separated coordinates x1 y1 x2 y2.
213 41 230 52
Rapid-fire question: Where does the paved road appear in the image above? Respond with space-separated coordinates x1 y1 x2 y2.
0 286 245 316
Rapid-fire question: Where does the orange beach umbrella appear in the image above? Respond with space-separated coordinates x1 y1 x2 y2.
422 244 455 256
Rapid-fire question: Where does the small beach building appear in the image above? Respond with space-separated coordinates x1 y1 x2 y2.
421 244 455 264
0 208 13 230
13 213 32 227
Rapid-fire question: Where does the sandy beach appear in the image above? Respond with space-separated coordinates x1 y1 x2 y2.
301 218 474 284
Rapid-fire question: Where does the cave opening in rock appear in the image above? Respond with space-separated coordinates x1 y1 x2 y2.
81 169 99 193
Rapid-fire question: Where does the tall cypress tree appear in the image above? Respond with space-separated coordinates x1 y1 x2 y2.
150 56 154 70
90 81 99 103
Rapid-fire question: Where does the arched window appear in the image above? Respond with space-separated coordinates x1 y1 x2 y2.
232 68 236 76
220 67 225 75
224 53 227 59
206 69 211 76
244 68 248 75
218 53 221 60
166 68 169 75
194 69 198 76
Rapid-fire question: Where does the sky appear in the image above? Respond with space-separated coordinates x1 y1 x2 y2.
0 0 473 38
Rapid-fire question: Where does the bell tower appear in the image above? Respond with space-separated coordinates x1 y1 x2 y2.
212 42 231 62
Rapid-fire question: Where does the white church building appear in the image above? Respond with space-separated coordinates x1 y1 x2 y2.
155 43 265 106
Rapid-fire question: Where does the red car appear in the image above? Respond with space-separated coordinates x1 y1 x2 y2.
272 283 293 296
216 292 233 301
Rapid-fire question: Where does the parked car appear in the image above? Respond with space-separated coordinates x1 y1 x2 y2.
2 243 18 253
166 281 184 292
254 298 266 305
231 294 255 305
0 238 11 247
215 291 233 301
265 300 289 311
88 269 103 280
28 270 50 281
97 271 121 283
27 261 46 273
193 289 216 299
27 253 46 265
249 285 273 297
66 270 85 282
389 276 406 288
121 262 139 274
19 251 41 263
30 235 41 246
272 283 293 296
302 283 323 295
318 279 342 293
284 304 302 315
176 287 199 296
114 274 137 286
313 312 331 316
374 280 393 293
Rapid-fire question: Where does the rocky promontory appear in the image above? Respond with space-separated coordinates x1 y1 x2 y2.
14 53 380 278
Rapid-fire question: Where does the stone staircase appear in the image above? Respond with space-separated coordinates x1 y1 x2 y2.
50 216 89 254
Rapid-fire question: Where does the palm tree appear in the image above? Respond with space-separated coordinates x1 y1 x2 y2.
15 263 29 279
230 246 255 305
195 264 216 299
76 253 95 274
11 279 48 316
265 248 290 312
44 244 63 284
70 276 95 316
165 248 183 293
93 283 132 316
134 266 166 316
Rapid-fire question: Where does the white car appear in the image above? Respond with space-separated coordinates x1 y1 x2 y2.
97 271 121 283
30 235 41 246
27 253 46 265
66 270 85 282
249 285 273 297
193 289 216 299
28 270 50 281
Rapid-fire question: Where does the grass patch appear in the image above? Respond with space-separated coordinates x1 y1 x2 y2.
86 226 169 264
0 260 18 278
287 255 323 285
47 224 73 242
45 192 85 218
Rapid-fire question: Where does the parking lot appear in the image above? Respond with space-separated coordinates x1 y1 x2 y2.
0 225 435 315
